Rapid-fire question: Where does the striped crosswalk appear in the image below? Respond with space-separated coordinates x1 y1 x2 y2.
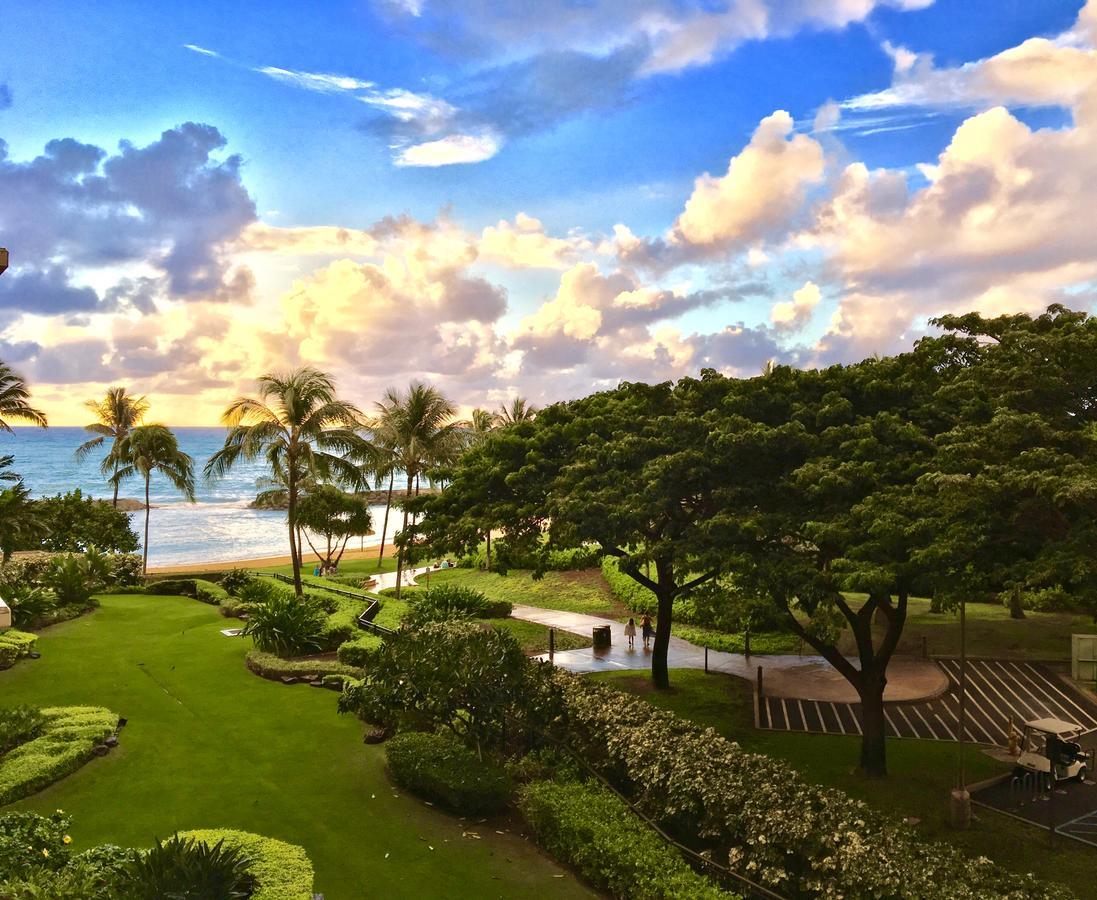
759 659 1097 744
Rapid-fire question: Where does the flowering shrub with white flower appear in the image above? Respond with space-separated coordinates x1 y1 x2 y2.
553 672 1065 899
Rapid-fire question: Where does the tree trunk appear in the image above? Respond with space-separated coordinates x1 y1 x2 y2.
377 471 394 570
394 472 413 599
858 677 888 777
142 475 150 574
112 458 120 508
287 465 302 597
1009 585 1026 619
651 558 675 690
486 530 492 572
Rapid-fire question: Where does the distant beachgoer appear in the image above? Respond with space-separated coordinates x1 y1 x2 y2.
624 617 637 649
313 565 321 578
641 614 654 649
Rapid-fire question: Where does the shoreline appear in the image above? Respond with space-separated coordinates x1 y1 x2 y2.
148 541 400 574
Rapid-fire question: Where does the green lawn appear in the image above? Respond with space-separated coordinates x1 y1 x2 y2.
839 595 1094 660
591 669 1095 896
257 552 400 578
0 594 594 900
415 568 626 617
486 618 591 655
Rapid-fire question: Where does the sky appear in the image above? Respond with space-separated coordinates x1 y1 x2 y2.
0 0 1094 424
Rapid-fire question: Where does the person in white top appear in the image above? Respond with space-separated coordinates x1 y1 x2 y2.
624 617 637 649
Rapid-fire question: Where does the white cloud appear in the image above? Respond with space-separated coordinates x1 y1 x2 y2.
771 281 822 331
255 66 375 93
183 44 220 58
478 214 591 269
394 132 503 167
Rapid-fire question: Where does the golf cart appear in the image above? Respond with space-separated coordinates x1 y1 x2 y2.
1015 718 1092 783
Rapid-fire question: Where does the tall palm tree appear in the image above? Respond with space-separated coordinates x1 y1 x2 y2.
375 382 462 597
111 425 196 574
0 361 47 432
0 479 45 564
468 407 499 438
76 387 149 506
497 396 537 426
205 368 364 595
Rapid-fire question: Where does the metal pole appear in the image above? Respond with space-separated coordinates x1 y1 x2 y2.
958 595 967 787
705 646 708 672
548 628 555 658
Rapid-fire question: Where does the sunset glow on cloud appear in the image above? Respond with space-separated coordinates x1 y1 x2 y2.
1 0 1095 423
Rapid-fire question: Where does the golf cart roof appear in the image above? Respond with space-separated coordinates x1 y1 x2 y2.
1024 717 1081 735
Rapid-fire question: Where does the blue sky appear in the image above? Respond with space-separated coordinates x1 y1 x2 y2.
1 0 1094 422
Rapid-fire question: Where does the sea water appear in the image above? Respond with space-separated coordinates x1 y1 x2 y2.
0 427 396 567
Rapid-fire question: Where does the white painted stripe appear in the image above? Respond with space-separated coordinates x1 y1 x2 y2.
975 660 1044 721
883 708 901 738
1017 663 1097 728
797 699 810 732
939 661 1007 742
851 706 862 735
968 660 1032 723
911 704 940 740
830 701 847 735
949 663 1011 740
780 697 790 730
896 705 918 738
933 712 956 740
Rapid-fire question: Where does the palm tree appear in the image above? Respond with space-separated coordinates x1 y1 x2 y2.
76 387 149 506
205 368 364 595
0 361 47 432
374 382 462 597
0 457 45 563
111 425 196 574
468 407 499 438
497 396 537 426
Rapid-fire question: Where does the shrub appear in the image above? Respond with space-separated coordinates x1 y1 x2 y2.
461 541 603 573
0 843 140 899
31 490 140 555
145 578 198 597
386 732 510 816
318 573 376 591
0 706 117 805
236 578 278 606
176 830 314 900
0 631 37 669
245 650 361 681
0 705 44 753
194 579 229 605
336 633 383 667
519 780 734 899
600 557 658 615
106 553 144 587
404 584 511 627
2 584 55 630
219 569 252 596
317 596 366 648
43 555 101 607
116 833 257 900
0 810 75 880
243 594 326 657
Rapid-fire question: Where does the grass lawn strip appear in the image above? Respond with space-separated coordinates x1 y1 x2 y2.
0 706 117 805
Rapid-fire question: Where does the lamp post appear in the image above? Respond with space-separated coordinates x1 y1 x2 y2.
0 248 8 275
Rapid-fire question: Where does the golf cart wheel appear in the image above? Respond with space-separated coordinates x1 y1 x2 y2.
1077 766 1087 783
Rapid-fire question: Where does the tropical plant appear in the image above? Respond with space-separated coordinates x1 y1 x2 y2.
112 425 196 573
205 368 365 595
2 582 55 629
242 592 326 657
0 481 45 564
403 583 511 627
31 490 140 554
295 484 372 571
373 382 461 597
0 361 47 432
496 396 537 426
75 387 149 506
117 834 256 900
44 554 102 607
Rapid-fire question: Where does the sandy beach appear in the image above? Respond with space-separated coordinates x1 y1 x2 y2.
148 542 400 574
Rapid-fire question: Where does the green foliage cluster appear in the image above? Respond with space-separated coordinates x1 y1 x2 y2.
553 671 1063 899
116 834 256 900
0 810 81 881
245 650 360 681
403 583 512 627
385 731 510 816
0 631 37 669
670 624 798 655
0 706 44 754
24 490 140 555
335 633 383 667
177 830 314 900
242 594 327 657
458 541 603 574
518 779 735 900
0 706 117 805
0 551 139 630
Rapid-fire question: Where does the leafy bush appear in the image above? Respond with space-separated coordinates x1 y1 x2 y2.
243 594 326 657
460 541 603 573
318 595 366 648
0 843 140 900
671 624 798 655
117 833 257 900
194 579 229 605
30 490 140 555
0 706 117 805
219 569 252 596
552 671 1063 899
318 573 376 591
0 631 38 669
336 633 383 667
43 555 102 607
0 706 44 753
0 810 75 880
145 577 198 597
404 584 512 627
245 650 360 681
237 578 278 606
2 584 54 630
386 731 510 816
519 780 734 899
176 830 314 900
106 553 144 587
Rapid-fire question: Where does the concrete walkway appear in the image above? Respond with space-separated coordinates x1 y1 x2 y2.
510 604 947 704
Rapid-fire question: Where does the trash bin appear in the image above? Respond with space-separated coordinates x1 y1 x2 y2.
593 625 612 649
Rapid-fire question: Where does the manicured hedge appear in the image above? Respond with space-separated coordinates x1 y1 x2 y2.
555 671 1062 899
177 829 314 900
386 731 510 816
194 579 229 605
0 630 37 669
145 578 199 597
519 780 735 900
336 633 383 666
0 706 117 805
245 650 361 681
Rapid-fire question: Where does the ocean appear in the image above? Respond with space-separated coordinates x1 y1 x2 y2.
0 427 397 567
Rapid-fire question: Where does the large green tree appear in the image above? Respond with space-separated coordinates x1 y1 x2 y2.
113 425 196 573
76 387 149 507
296 484 373 571
0 361 47 432
33 490 140 554
205 368 364 595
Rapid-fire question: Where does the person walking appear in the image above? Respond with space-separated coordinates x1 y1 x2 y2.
640 613 654 650
624 617 637 649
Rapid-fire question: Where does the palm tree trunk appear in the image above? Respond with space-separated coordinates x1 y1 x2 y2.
377 471 394 570
287 465 302 597
112 459 120 508
142 475 151 574
394 472 413 599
